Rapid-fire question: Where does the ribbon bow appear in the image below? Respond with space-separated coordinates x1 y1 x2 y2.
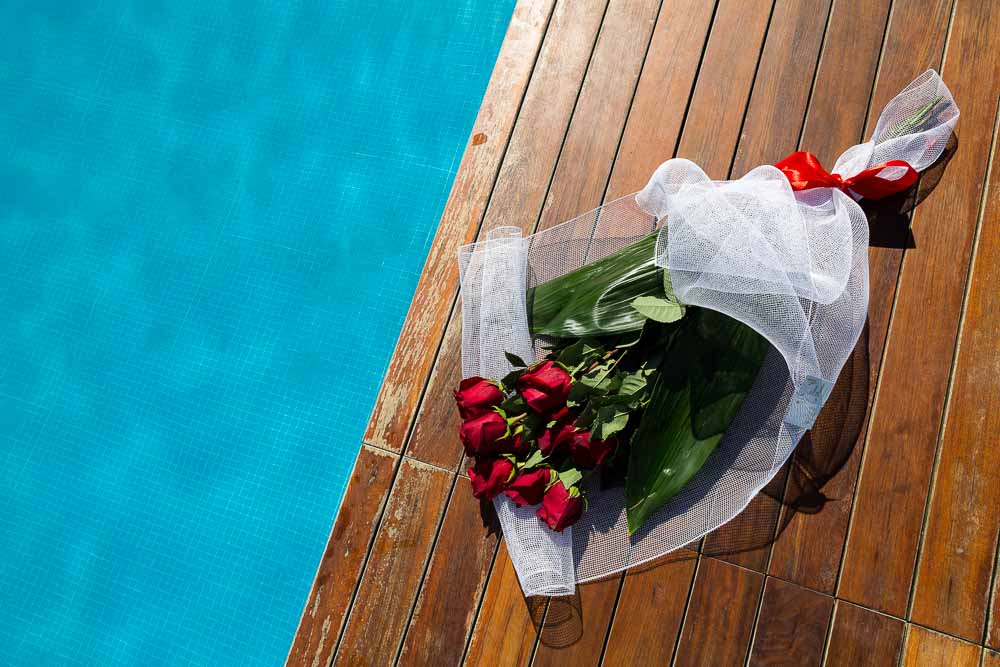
775 151 918 200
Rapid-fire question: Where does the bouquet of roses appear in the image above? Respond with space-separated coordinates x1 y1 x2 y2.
453 70 958 596
456 233 769 534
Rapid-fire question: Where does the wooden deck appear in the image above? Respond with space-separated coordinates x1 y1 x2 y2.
287 1 1000 665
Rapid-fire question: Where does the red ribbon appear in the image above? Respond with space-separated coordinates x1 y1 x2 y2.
774 151 918 200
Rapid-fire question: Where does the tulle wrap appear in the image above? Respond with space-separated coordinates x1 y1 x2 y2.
457 70 958 596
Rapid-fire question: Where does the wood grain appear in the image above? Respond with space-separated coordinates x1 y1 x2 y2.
464 1 667 660
675 0 772 178
397 479 500 667
672 558 764 667
746 578 833 667
764 0 905 593
731 0 833 176
363 0 553 452
910 101 1000 641
839 0 1000 618
287 446 398 667
601 555 698 666
335 459 452 665
900 625 981 667
535 0 770 656
530 581 619 667
985 650 1000 667
404 0 609 470
464 543 540 667
702 0 832 572
824 601 904 667
604 0 716 199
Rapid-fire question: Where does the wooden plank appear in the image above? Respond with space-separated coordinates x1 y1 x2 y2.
601 555 699 666
404 0 609 470
531 581 619 667
746 577 833 667
702 0 833 572
764 0 906 593
603 0 716 199
985 650 1000 667
900 625 981 667
824 601 904 667
335 459 452 665
675 0 772 179
910 105 1000 641
363 0 553 452
463 544 540 667
731 0 833 175
461 0 667 660
532 0 661 232
839 0 1000 618
672 558 764 667
287 446 398 667
397 478 500 667
533 0 770 659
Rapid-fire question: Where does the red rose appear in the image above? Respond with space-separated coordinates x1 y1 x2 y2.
454 376 504 419
568 431 616 469
459 411 508 457
536 481 584 532
517 361 571 414
538 422 574 456
495 432 530 457
468 458 514 500
503 468 552 506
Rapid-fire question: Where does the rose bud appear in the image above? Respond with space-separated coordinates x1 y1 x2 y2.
468 458 515 500
459 411 508 457
568 431 616 469
538 422 574 456
536 480 584 532
453 376 504 420
503 468 552 506
494 432 530 457
517 360 571 414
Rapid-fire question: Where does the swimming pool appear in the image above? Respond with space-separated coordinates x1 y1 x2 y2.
0 1 514 663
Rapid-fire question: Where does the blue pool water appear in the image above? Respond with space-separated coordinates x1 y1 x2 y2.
0 1 514 664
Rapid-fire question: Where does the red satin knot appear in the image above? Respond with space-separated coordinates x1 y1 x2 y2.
774 151 918 200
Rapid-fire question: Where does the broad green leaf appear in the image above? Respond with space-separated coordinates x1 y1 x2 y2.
631 296 685 323
504 351 527 368
527 232 666 337
625 309 769 535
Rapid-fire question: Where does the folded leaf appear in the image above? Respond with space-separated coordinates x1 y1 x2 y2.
527 232 669 337
625 309 769 535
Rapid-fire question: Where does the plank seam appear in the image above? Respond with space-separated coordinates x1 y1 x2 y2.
906 93 1000 627
668 555 703 667
392 469 462 665
832 0 958 600
722 0 778 180
985 533 1000 648
742 574 772 667
526 0 665 658
818 597 839 666
414 0 619 659
329 451 406 666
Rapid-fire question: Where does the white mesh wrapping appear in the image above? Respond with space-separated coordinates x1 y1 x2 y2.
457 70 958 596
